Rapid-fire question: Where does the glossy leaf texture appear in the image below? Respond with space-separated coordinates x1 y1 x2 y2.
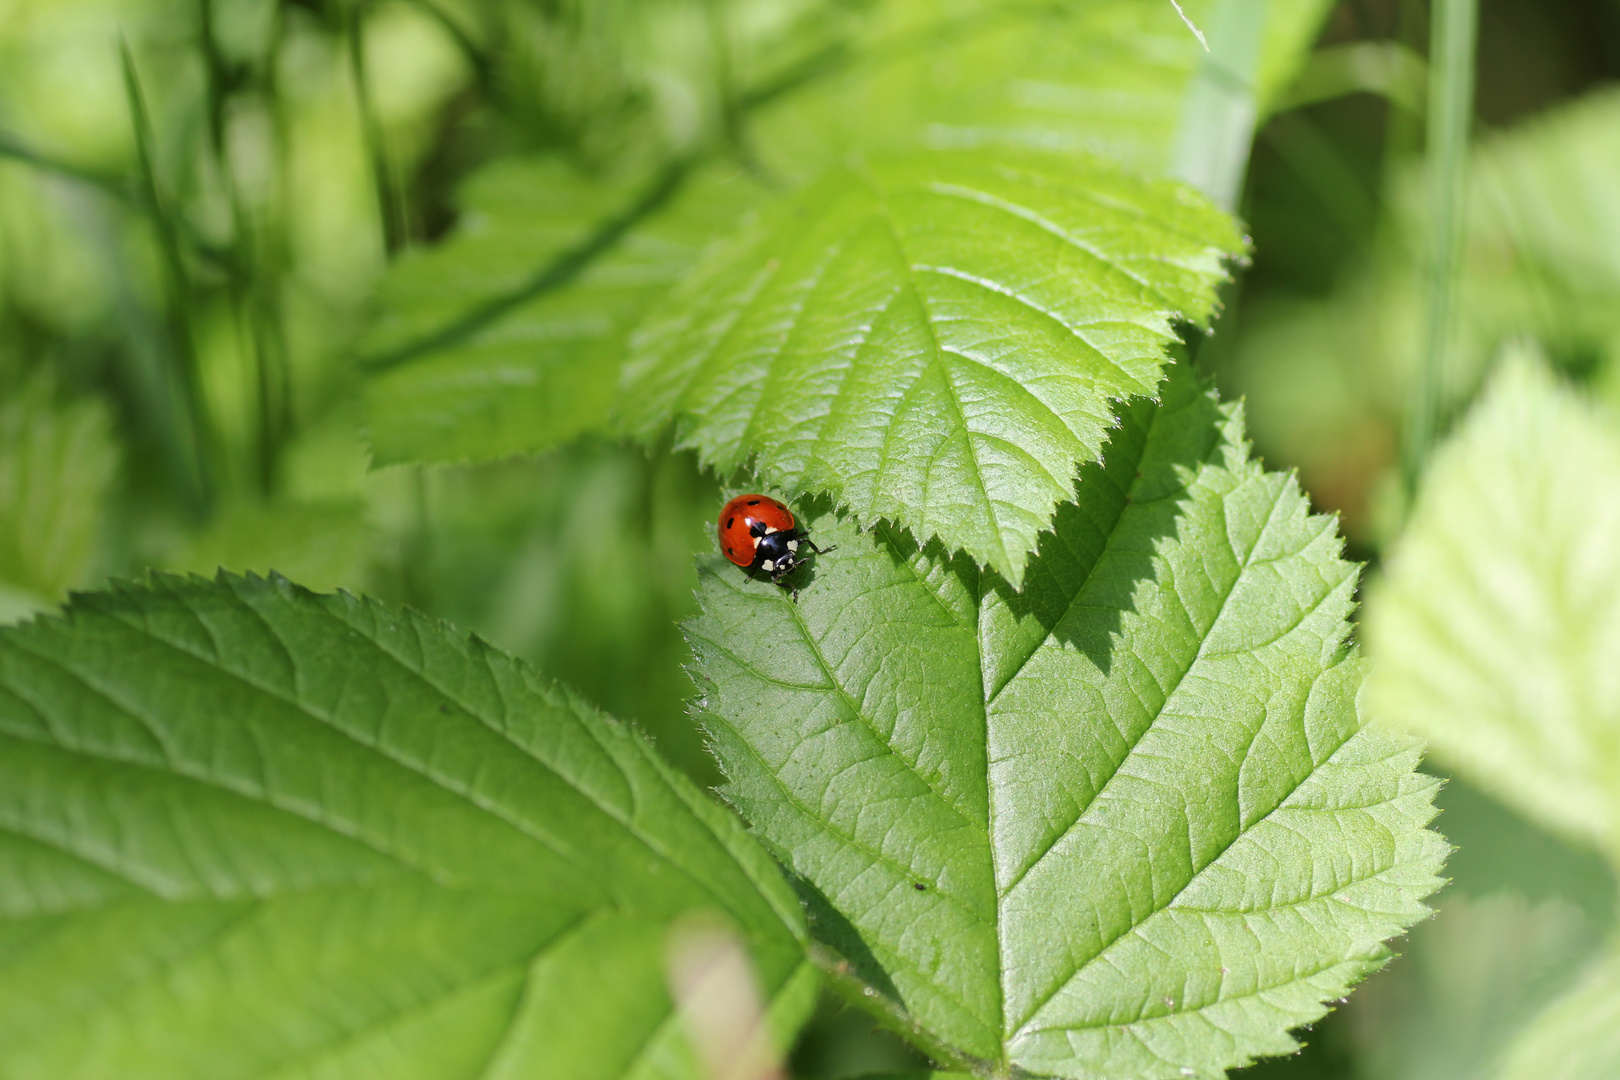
359 160 767 466
0 573 817 1080
624 150 1244 587
1364 349 1620 860
685 365 1446 1079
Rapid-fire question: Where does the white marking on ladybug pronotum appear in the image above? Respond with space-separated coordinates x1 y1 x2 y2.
787 540 800 551
761 559 776 571
764 525 780 535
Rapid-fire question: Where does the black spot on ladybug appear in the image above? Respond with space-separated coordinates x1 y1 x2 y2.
725 517 735 529
747 499 760 505
913 882 927 891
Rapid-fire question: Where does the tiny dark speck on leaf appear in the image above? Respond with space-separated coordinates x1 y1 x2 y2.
438 704 450 713
913 882 927 891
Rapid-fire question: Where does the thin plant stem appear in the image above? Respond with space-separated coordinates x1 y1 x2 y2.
0 129 233 268
703 0 745 157
121 38 214 510
1403 0 1477 494
197 0 283 495
347 0 408 257
404 0 496 100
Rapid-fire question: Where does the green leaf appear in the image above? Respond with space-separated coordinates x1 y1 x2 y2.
1225 89 1620 504
686 364 1446 1078
624 149 1242 587
0 573 817 1079
1347 891 1599 1080
164 498 373 594
0 377 118 617
360 0 1329 472
1363 348 1620 859
747 0 1334 183
1489 947 1620 1080
360 160 766 466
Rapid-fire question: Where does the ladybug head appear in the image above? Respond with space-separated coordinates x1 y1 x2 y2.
754 530 804 580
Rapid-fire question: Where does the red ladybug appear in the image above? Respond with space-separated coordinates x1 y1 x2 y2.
717 494 832 598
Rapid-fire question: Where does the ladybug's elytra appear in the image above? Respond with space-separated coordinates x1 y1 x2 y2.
717 493 832 599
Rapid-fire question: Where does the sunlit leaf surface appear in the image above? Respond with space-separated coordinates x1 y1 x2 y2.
359 0 1331 474
625 150 1242 586
0 574 816 1080
687 365 1445 1078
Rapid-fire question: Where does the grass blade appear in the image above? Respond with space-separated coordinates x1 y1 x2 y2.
1403 0 1477 492
346 0 407 256
1171 0 1269 210
121 37 213 509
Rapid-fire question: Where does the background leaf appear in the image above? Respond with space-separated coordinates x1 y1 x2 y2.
360 161 767 466
161 498 373 594
1345 890 1599 1080
685 364 1446 1078
0 376 118 621
745 0 1334 183
0 573 816 1080
625 150 1243 586
1363 347 1620 859
1221 88 1620 545
1488 948 1620 1080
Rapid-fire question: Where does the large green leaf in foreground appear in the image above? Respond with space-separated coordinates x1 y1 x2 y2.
0 574 816 1080
687 366 1445 1079
625 150 1243 588
1364 351 1620 859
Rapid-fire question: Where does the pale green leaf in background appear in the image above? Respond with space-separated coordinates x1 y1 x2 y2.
0 573 817 1080
1223 87 1620 540
745 0 1333 183
0 376 117 622
1346 891 1599 1080
163 498 374 594
686 364 1446 1078
1488 947 1620 1080
625 150 1243 586
1364 347 1620 859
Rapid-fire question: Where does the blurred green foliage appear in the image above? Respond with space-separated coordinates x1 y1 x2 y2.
5 0 1620 1076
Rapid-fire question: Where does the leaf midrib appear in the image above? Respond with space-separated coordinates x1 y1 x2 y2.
865 171 1005 571
1004 482 1357 1038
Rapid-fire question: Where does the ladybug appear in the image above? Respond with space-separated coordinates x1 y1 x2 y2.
717 493 832 598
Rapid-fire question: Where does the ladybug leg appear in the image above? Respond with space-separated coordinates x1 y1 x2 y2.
801 536 835 556
770 565 800 603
